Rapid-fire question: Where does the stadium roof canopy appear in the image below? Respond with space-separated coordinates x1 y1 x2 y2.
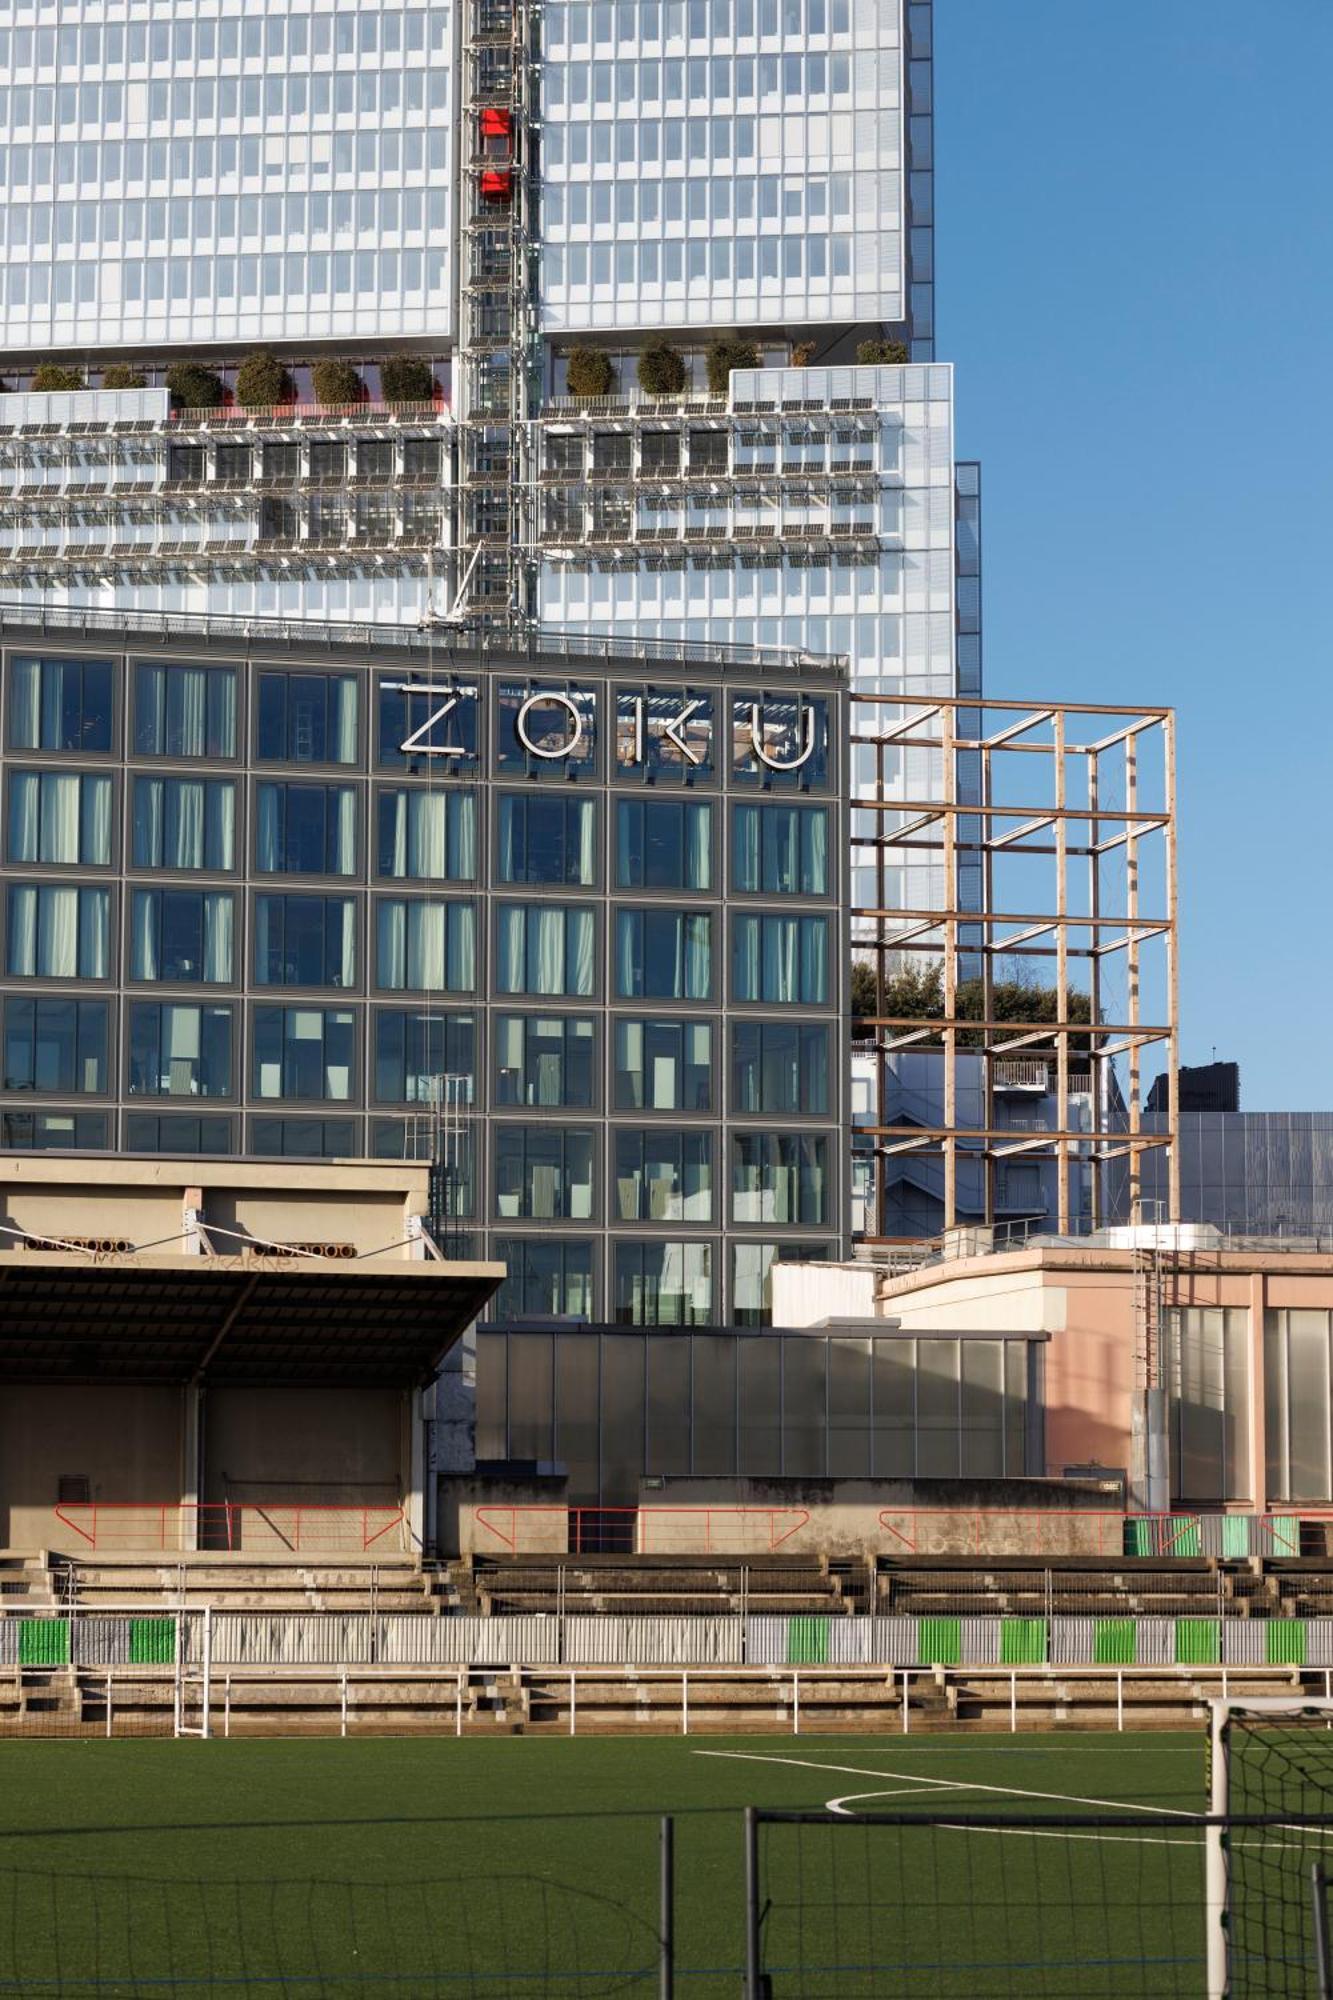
0 1253 504 1389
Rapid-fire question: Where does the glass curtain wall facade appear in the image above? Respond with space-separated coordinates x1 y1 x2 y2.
0 615 848 1323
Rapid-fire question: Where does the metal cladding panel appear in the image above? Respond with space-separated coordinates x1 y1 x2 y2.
208 1615 373 1665
828 1617 875 1665
1221 1622 1267 1667
0 1620 16 1666
568 1617 742 1666
74 1618 132 1667
875 1616 919 1665
960 1617 1001 1666
457 1618 561 1665
746 1618 788 1667
1134 1619 1175 1666
1305 1621 1333 1668
1051 1617 1095 1666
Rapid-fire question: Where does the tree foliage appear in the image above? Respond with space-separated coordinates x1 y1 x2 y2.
235 350 295 409
31 364 85 391
636 343 686 395
851 957 1093 1048
566 347 615 397
379 354 437 403
855 338 910 365
705 338 760 394
165 361 224 410
310 358 365 407
100 364 147 390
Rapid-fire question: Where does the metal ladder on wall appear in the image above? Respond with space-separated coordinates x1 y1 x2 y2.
451 0 541 628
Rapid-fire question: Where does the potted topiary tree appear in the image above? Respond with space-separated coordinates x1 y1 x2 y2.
165 361 225 410
31 364 86 391
704 338 760 395
235 350 295 409
790 340 817 367
100 364 148 389
310 358 365 408
565 347 616 398
379 355 437 404
637 343 686 396
855 338 910 365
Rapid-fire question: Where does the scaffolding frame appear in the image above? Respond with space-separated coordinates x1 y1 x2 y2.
851 692 1178 1239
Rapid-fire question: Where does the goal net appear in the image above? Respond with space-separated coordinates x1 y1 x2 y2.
1209 1697 1333 1998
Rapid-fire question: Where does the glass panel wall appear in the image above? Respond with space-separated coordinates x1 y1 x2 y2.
732 802 828 894
614 1130 711 1221
253 1006 356 1101
498 795 597 885
732 1021 829 1115
376 789 477 880
615 799 711 890
496 904 595 997
254 894 352 987
376 899 476 991
11 657 113 753
2 998 107 1094
128 1002 231 1099
132 777 235 871
8 773 113 866
615 909 711 999
733 913 828 1004
373 1009 475 1103
614 1243 713 1325
256 783 357 875
495 1014 595 1107
134 663 235 758
495 1127 595 1220
614 1018 710 1110
731 1133 828 1224
8 885 111 979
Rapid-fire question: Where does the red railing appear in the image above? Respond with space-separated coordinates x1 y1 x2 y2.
52 1502 406 1554
877 1508 1130 1556
472 1505 811 1556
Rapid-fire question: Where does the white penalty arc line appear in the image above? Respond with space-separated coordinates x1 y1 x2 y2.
691 1749 1203 1821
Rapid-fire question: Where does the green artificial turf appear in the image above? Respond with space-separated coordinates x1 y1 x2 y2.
0 1732 1215 1995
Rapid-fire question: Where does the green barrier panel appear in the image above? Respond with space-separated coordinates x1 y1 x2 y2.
1093 1618 1136 1665
1000 1618 1047 1665
1221 1517 1251 1559
1175 1619 1220 1665
19 1619 70 1667
786 1617 829 1665
1124 1520 1153 1557
1163 1517 1202 1557
1266 1620 1307 1666
1271 1517 1301 1556
130 1617 176 1666
918 1616 961 1666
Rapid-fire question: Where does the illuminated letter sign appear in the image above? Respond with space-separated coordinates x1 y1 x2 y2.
749 702 817 772
515 691 584 760
383 682 467 758
624 695 706 766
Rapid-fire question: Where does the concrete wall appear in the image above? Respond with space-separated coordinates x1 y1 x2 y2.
203 1387 406 1551
0 1385 183 1554
447 1477 572 1556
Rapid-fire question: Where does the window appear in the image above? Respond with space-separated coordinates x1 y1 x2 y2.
497 795 597 885
134 663 235 758
376 789 476 880
124 1112 234 1154
377 680 479 769
376 899 476 991
215 444 252 482
732 1021 829 1115
732 802 829 894
2 999 107 1094
10 656 113 753
8 772 113 865
613 1018 710 1111
249 1115 360 1158
614 1242 712 1325
689 430 728 472
732 692 828 791
733 914 828 1004
257 672 358 765
403 437 442 479
373 1009 475 1103
1 1109 109 1151
7 885 110 979
358 439 395 480
263 442 300 483
615 689 714 782
167 443 205 484
255 894 356 988
615 1130 711 1222
253 1006 355 1101
491 1008 596 1110
732 1132 829 1225
546 433 584 476
256 783 357 875
309 440 346 481
615 909 711 1000
130 889 233 983
732 1241 833 1326
640 431 679 474
497 682 596 776
495 1126 595 1220
494 1238 594 1319
128 1003 231 1098
496 904 596 997
615 799 711 890
132 777 235 871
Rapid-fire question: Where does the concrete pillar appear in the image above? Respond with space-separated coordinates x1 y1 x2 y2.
1248 1270 1267 1514
181 1383 202 1552
406 1387 426 1554
183 1188 205 1256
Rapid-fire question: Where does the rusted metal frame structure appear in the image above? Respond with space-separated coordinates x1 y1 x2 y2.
850 692 1178 1240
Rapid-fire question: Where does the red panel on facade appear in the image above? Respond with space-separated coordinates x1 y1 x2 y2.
479 169 514 199
480 108 513 138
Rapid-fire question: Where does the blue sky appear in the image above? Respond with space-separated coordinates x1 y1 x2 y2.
933 2 1333 1109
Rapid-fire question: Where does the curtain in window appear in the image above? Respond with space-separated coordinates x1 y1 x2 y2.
23 886 106 979
532 906 566 994
683 914 709 998
576 801 597 886
615 805 635 888
412 793 448 878
803 810 828 895
446 906 475 990
7 775 40 862
498 798 518 881
407 903 445 989
82 776 113 866
688 805 711 890
31 775 81 864
617 1021 643 1106
801 917 827 1004
256 786 281 871
202 894 233 983
163 1006 201 1095
449 793 476 878
735 917 761 1001
763 917 798 1003
165 780 205 870
331 678 358 763
131 891 158 980
6 887 36 974
615 912 640 997
570 908 595 995
333 788 357 875
761 807 793 894
40 888 77 978
377 903 406 988
133 781 162 867
496 907 525 993
211 784 236 871
172 668 208 756
335 901 355 988
10 659 40 748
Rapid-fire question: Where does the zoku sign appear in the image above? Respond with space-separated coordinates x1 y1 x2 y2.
381 682 824 773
